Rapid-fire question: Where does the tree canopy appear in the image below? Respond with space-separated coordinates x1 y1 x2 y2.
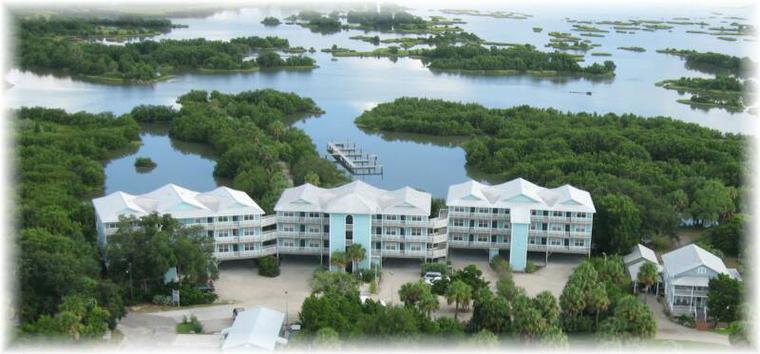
355 98 746 253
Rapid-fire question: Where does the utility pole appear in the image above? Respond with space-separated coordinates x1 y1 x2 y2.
284 290 289 326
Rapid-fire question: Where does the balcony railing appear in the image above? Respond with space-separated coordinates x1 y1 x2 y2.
428 217 448 229
261 215 277 226
214 246 277 260
278 246 328 255
380 248 446 258
448 225 492 234
448 240 510 249
277 216 324 224
277 230 326 239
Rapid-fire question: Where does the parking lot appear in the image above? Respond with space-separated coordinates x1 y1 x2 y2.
118 250 582 347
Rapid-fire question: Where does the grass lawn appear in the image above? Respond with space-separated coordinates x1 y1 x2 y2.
176 322 199 334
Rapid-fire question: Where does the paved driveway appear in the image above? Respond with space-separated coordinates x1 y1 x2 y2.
644 294 729 346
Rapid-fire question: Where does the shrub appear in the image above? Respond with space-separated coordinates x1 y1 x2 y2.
177 315 203 334
178 283 217 306
356 264 381 283
421 262 449 276
369 279 378 294
489 257 511 278
674 314 695 328
728 321 750 346
525 261 538 273
152 294 172 306
258 255 280 277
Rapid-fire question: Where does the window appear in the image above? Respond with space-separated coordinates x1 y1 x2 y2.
243 214 254 221
282 224 295 232
553 211 562 217
207 230 214 237
411 228 422 236
207 217 214 224
384 243 398 250
243 243 256 251
309 212 320 218
577 212 587 218
232 229 239 236
529 237 537 245
309 226 321 233
232 215 239 222
281 239 296 247
530 223 537 230
453 207 466 213
345 215 353 224
478 235 489 242
453 219 465 227
452 234 464 241
243 228 256 236
478 220 489 228
410 243 422 251
697 267 706 274
550 238 563 246
410 215 423 222
218 216 229 222
478 208 489 214
385 215 398 221
574 239 585 247
575 226 587 233
543 211 549 216
217 230 230 237
531 210 537 216
386 228 398 236
217 244 230 253
283 212 294 217
373 214 382 220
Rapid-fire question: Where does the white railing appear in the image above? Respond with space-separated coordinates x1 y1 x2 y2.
261 215 277 226
277 216 324 224
429 217 449 229
277 230 325 239
278 246 327 255
429 233 448 243
448 240 509 249
215 246 277 260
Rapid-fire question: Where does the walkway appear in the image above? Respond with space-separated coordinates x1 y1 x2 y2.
644 294 729 346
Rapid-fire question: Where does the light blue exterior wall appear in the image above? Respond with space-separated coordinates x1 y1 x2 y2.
353 215 372 269
328 214 346 271
328 213 372 270
510 223 529 271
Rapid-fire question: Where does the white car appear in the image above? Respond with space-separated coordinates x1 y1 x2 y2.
422 271 443 285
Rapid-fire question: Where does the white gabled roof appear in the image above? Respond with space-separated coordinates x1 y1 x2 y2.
222 307 284 351
275 180 431 216
662 244 729 278
446 178 595 212
93 184 264 223
624 244 659 266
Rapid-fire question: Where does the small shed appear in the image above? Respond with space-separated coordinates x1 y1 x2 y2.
221 307 286 352
624 244 663 292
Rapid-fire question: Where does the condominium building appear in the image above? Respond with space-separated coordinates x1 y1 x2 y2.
92 184 277 261
446 178 595 271
274 180 447 269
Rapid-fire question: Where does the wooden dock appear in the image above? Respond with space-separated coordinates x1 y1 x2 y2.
327 140 383 175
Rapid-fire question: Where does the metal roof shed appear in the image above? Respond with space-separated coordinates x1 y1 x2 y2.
222 307 286 352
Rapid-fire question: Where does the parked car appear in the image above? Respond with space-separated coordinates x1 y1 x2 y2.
422 271 443 285
195 280 215 293
232 307 245 320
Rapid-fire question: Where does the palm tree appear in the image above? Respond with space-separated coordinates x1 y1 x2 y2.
445 279 472 320
587 283 610 328
637 262 658 303
330 251 348 272
345 243 366 273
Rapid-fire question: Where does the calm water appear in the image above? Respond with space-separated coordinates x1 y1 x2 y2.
6 4 757 197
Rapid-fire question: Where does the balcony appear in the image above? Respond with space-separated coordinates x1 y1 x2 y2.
278 246 328 255
277 230 326 239
448 240 509 249
261 230 278 242
428 217 448 229
526 244 590 254
448 225 492 234
277 216 324 224
429 233 448 243
261 215 277 227
214 246 277 261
